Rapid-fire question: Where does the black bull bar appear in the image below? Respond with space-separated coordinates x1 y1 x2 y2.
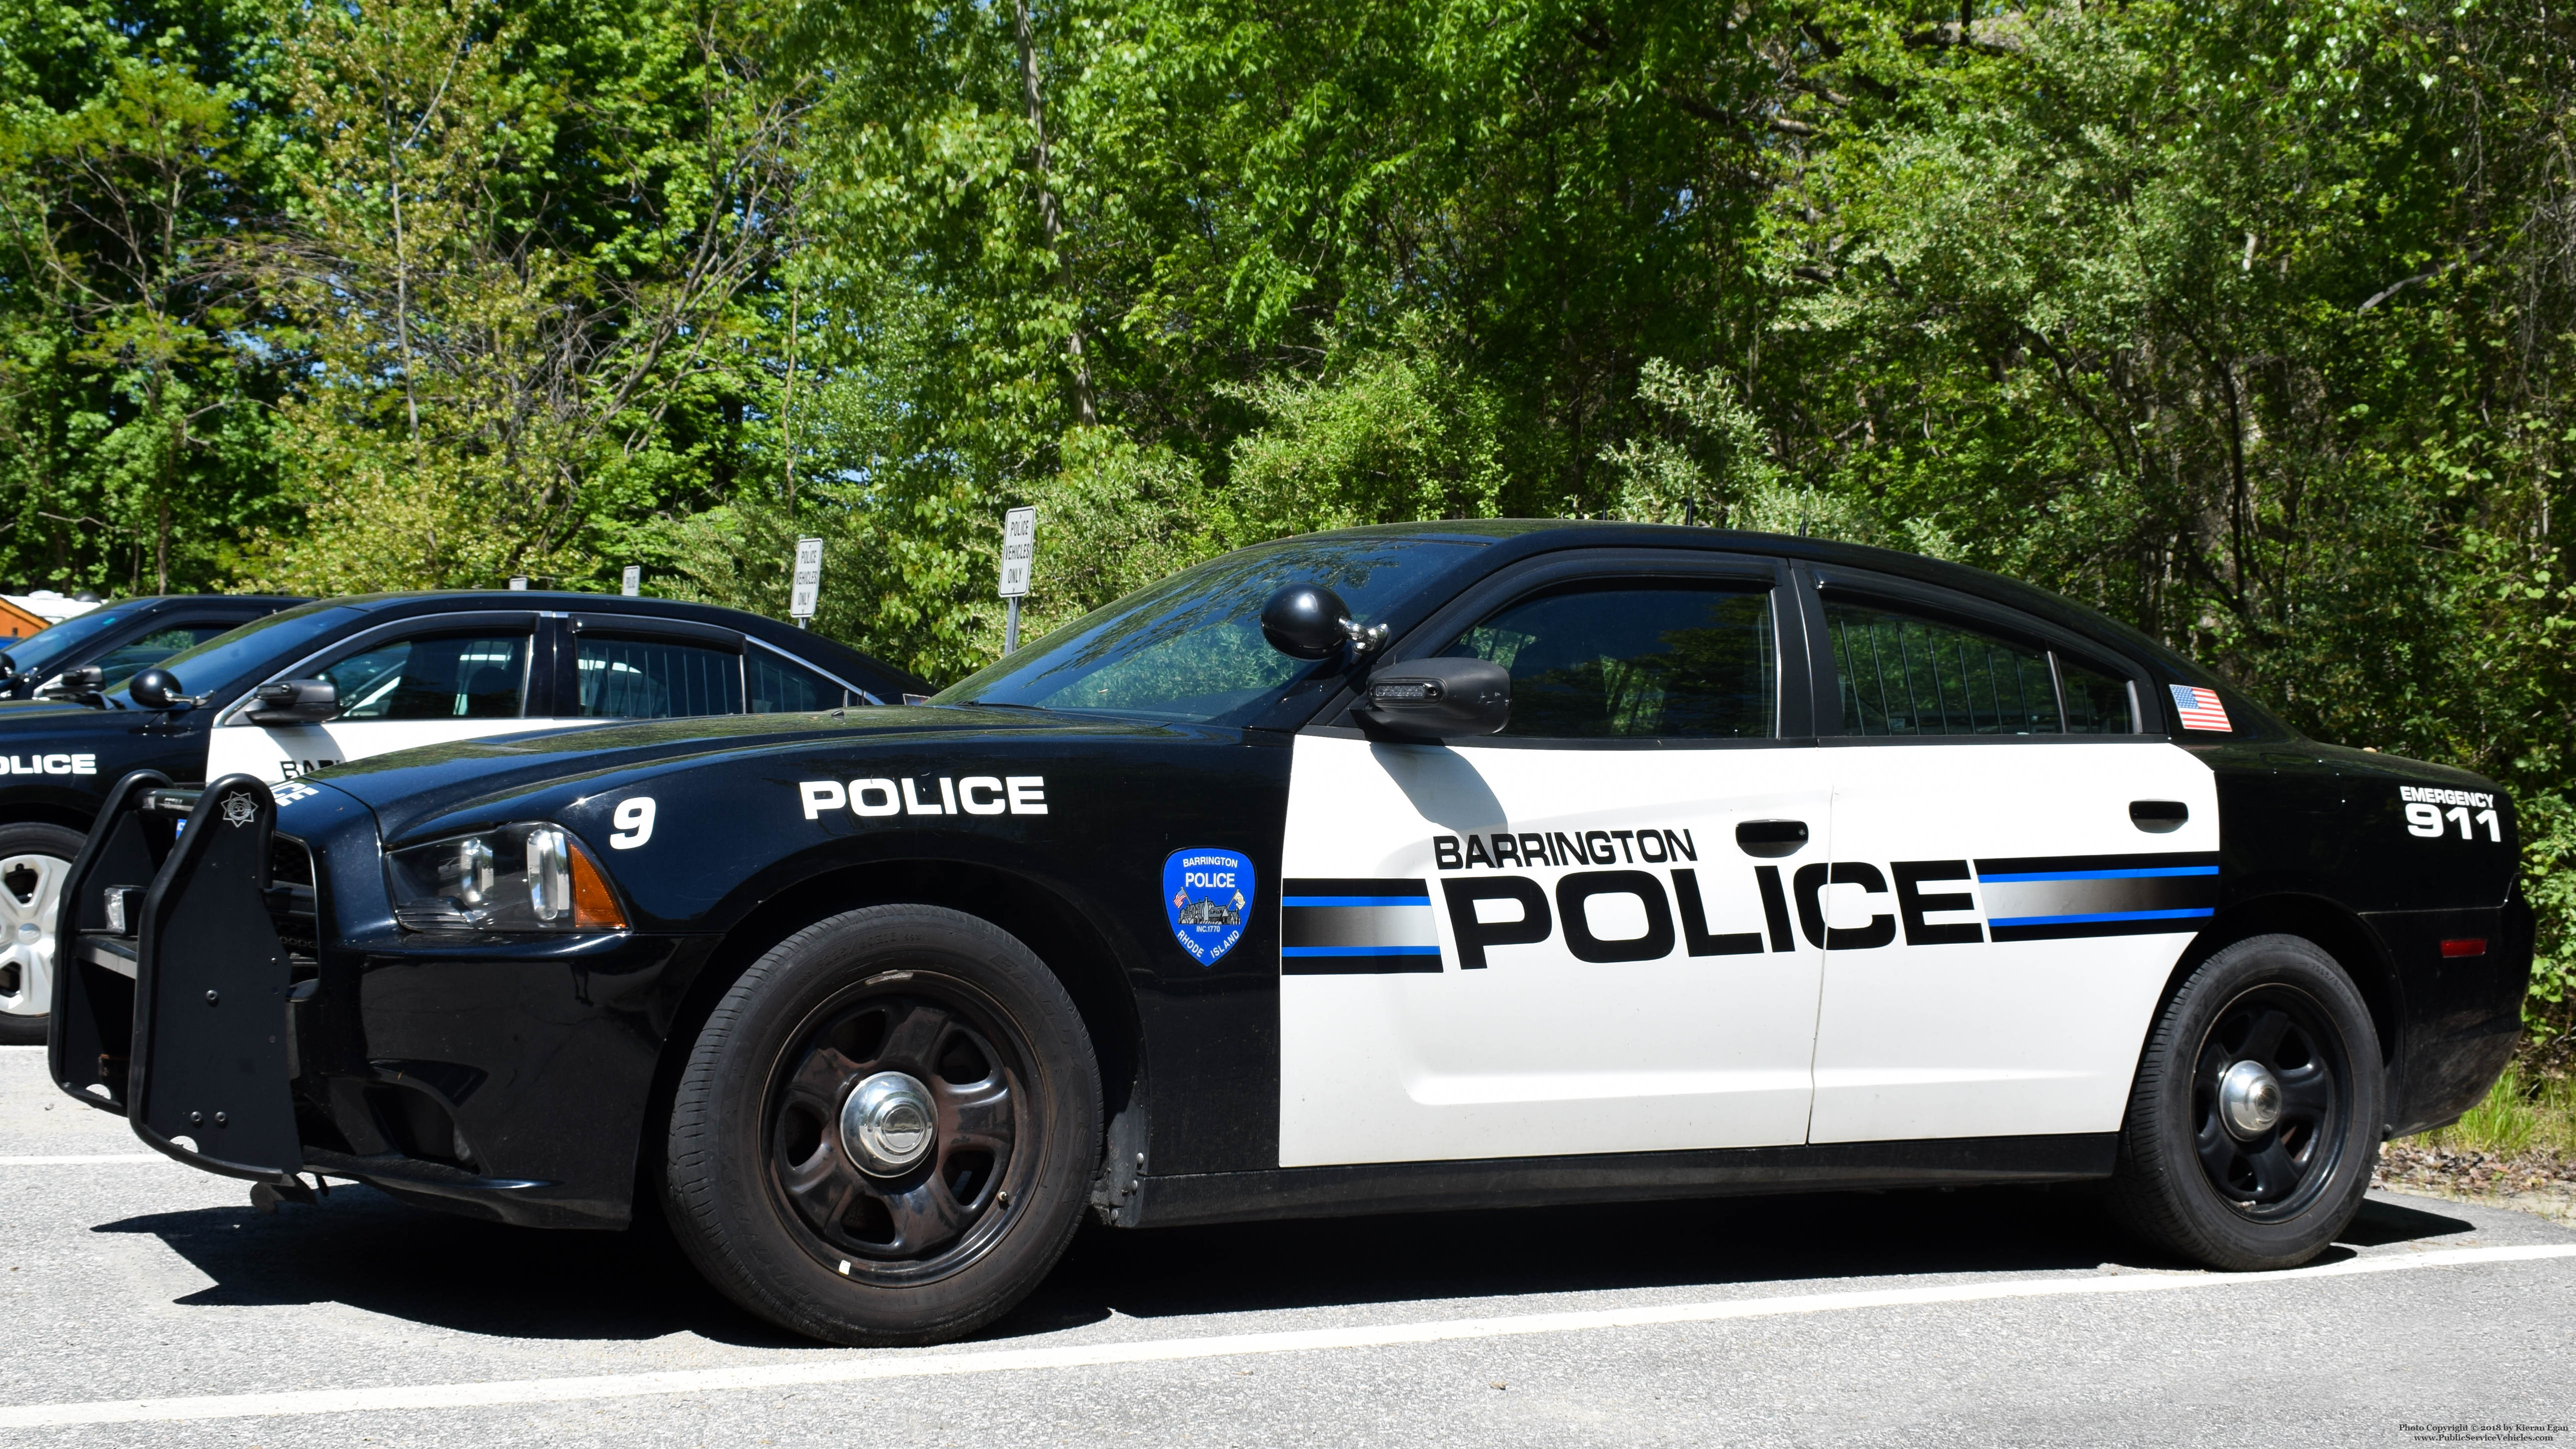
50 771 308 1192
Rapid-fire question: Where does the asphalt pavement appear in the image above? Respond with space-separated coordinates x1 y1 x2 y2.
3 1043 2570 1448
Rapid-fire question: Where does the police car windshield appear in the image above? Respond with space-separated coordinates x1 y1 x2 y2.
937 536 1485 724
106 604 364 701
3 606 131 677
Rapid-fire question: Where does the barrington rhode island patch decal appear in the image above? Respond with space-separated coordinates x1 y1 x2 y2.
1163 847 1254 966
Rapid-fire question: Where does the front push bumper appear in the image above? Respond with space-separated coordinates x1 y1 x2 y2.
50 771 694 1228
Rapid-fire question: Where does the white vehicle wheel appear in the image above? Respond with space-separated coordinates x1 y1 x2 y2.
0 823 82 1045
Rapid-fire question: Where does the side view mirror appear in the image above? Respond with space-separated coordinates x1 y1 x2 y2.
1355 657 1511 739
246 678 338 724
1261 582 1389 660
0 651 15 681
41 664 107 707
128 667 205 712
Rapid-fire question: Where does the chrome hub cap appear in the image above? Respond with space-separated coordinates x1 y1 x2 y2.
840 1071 936 1175
0 852 67 1019
2217 1059 2283 1138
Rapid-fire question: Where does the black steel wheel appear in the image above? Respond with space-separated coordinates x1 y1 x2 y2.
2108 933 2382 1269
665 905 1100 1345
2187 985 2350 1219
765 978 1026 1282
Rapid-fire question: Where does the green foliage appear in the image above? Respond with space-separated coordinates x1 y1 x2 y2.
6 0 2576 1038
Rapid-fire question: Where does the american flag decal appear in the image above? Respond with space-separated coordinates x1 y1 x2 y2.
2169 684 2232 732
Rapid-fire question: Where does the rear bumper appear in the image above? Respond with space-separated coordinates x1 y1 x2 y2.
51 772 707 1229
2365 897 2531 1136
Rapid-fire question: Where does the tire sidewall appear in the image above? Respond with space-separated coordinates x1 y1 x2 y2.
2124 933 2384 1267
0 820 83 1044
665 904 1099 1344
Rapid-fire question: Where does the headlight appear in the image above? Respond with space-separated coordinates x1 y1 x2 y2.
386 822 629 933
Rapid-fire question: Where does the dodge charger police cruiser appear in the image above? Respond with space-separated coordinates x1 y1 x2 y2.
0 592 926 1042
50 523 2527 1346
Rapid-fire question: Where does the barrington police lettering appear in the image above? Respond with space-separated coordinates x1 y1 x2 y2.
1432 827 1697 869
798 774 1047 820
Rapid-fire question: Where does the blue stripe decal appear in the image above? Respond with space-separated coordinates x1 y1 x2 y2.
1282 896 1432 908
1978 866 2220 884
1989 907 2216 928
1281 945 1443 957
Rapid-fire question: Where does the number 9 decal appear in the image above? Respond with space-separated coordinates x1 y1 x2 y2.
2404 802 2444 838
611 796 657 850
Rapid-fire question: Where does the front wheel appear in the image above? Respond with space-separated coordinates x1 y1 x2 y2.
664 905 1101 1345
2107 933 2383 1269
0 822 82 1046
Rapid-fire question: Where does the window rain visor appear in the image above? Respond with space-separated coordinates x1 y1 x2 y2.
933 536 1485 725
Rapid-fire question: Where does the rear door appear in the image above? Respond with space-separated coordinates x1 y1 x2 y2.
1277 551 1834 1166
1798 568 2221 1144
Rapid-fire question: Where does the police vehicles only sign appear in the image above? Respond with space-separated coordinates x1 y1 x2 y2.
791 537 823 621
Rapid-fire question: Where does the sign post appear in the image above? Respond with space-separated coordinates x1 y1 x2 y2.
790 537 823 628
998 507 1036 654
621 565 641 597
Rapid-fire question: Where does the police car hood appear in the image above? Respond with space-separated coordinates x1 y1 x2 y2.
306 705 1170 842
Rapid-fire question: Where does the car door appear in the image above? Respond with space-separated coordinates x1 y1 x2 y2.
206 613 548 785
1276 551 1834 1167
1798 568 2222 1144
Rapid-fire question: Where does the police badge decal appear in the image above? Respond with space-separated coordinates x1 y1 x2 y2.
1162 847 1254 966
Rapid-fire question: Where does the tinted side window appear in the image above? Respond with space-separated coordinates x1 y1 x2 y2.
748 651 847 713
1442 584 1775 739
1826 600 2061 736
2060 658 2138 734
577 636 742 718
326 635 530 720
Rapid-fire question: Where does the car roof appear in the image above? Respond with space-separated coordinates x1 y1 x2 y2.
265 590 934 697
1289 520 2214 687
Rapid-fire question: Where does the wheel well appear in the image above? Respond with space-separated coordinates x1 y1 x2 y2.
2168 893 2401 1073
633 860 1143 1215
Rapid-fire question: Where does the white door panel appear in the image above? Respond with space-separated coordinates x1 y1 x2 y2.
1807 741 2220 1143
206 718 581 788
1278 732 1832 1167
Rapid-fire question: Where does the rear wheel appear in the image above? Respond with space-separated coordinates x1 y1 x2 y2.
2108 933 2382 1269
0 822 82 1046
664 905 1100 1344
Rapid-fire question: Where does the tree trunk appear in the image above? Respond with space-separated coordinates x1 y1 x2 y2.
1013 0 1097 427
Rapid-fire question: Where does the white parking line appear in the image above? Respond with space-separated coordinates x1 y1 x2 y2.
2 1242 2569 1428
0 1153 165 1165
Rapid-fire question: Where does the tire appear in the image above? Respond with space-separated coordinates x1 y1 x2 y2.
663 904 1101 1345
0 822 83 1047
2107 933 2384 1269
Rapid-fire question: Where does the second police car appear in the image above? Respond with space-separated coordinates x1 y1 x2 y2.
51 523 2527 1345
0 592 925 1041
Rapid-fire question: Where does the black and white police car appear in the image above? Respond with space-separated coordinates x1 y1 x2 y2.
0 592 926 1041
50 523 2527 1345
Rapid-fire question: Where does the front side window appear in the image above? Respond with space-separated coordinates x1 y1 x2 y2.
1443 584 1776 740
1825 597 2135 736
576 636 742 718
323 634 530 720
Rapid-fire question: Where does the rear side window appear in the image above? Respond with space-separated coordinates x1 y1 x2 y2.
325 635 530 720
1823 598 2136 736
748 650 848 713
577 636 742 718
1443 584 1776 739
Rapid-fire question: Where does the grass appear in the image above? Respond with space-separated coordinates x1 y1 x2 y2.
2420 1064 2576 1158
